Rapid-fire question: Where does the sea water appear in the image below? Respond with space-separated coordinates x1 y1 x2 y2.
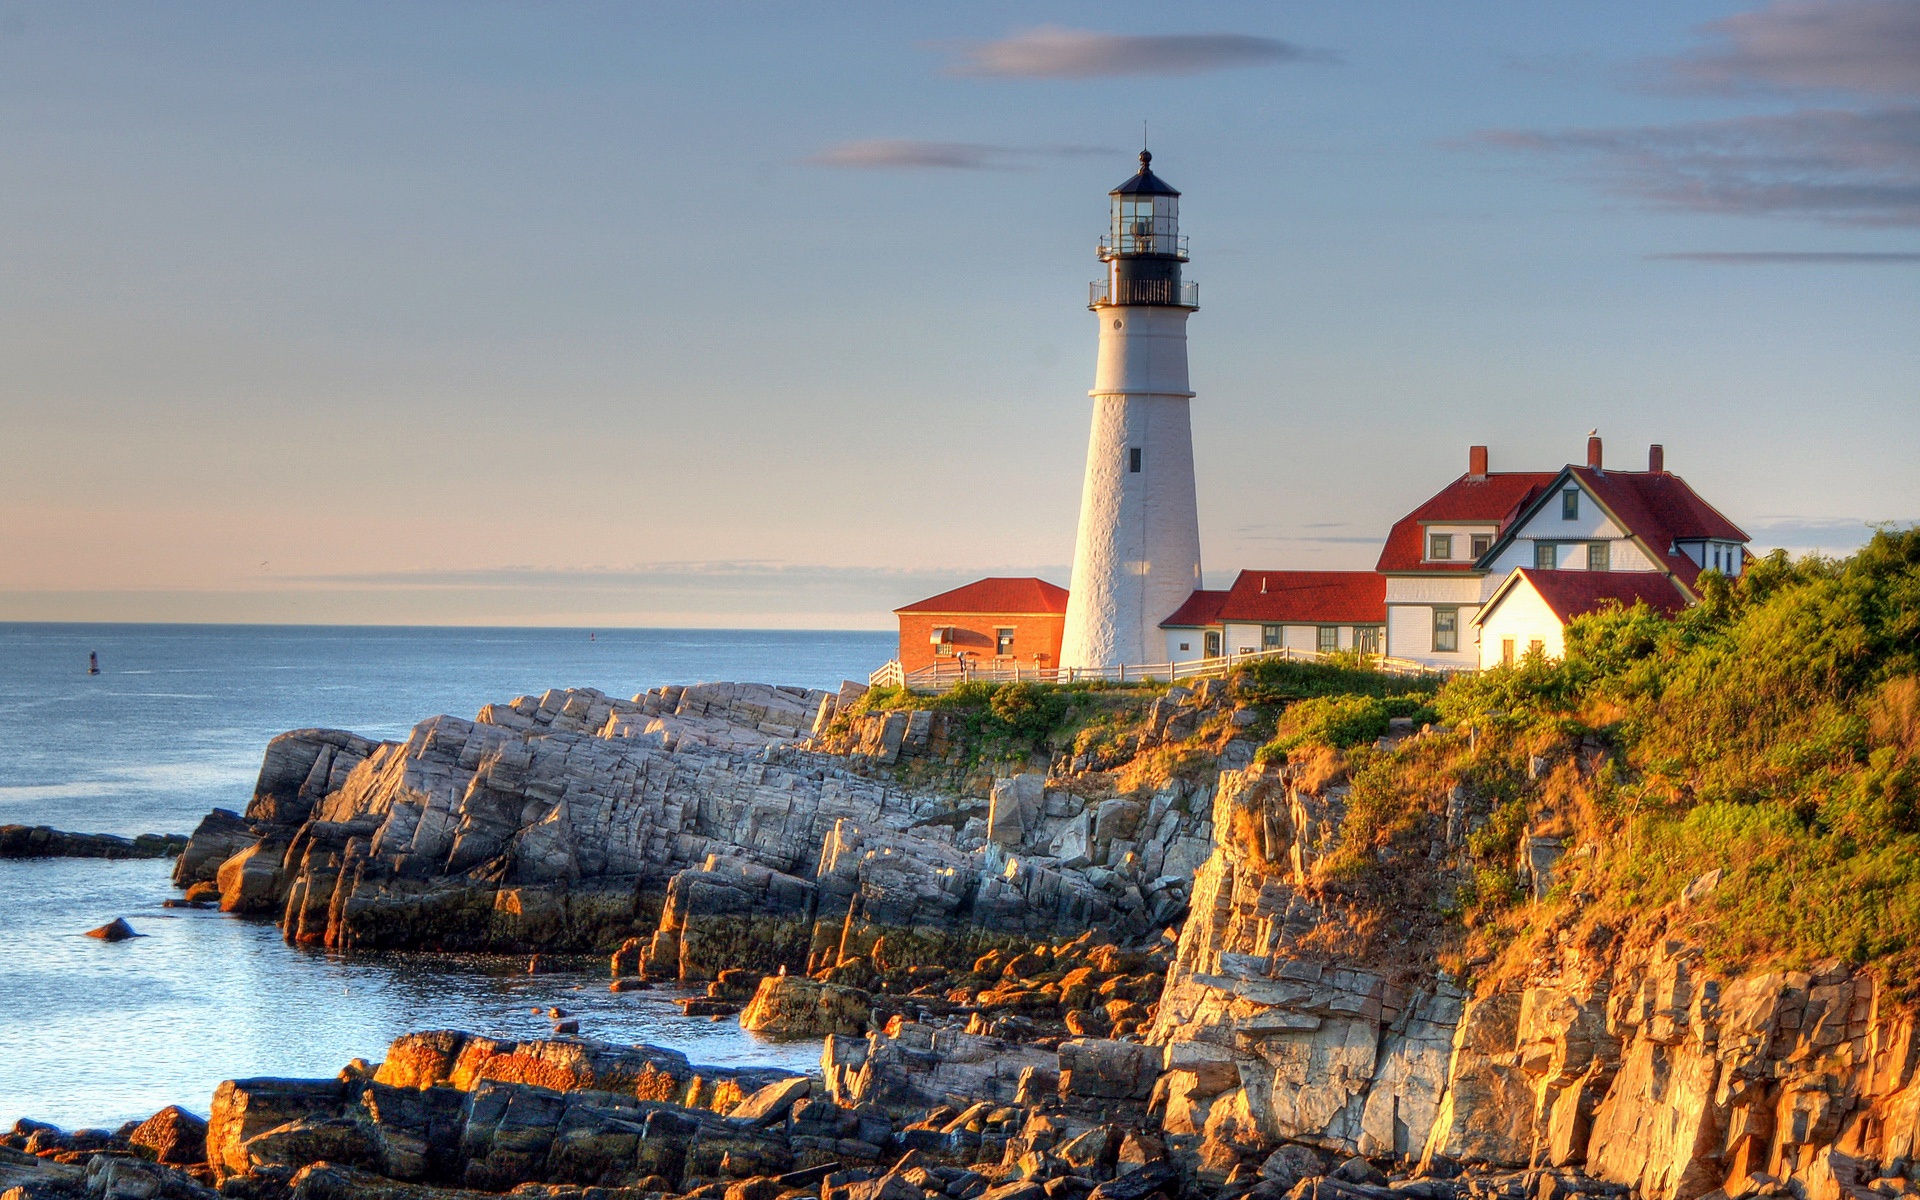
0 624 892 1126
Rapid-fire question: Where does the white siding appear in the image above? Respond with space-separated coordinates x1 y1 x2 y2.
1164 629 1209 665
1386 603 1480 669
1476 582 1569 670
1223 623 1265 656
1383 575 1484 605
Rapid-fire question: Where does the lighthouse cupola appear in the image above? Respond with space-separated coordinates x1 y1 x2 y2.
1094 151 1196 309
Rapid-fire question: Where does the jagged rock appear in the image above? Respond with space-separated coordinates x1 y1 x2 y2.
172 809 257 887
988 776 1046 848
1149 764 1461 1159
216 842 289 915
642 856 816 981
0 826 187 861
741 976 872 1038
1058 1040 1159 1101
206 1078 346 1180
1258 1145 1327 1189
128 1107 207 1166
831 1022 1057 1116
728 1078 811 1125
84 918 138 942
1086 1162 1178 1200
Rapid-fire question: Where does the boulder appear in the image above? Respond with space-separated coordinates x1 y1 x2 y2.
128 1106 208 1165
84 918 138 942
729 1077 812 1125
206 1077 346 1179
1087 1162 1179 1200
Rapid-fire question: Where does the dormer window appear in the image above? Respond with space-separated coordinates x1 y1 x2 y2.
1428 533 1453 560
1561 490 1580 520
1470 533 1492 558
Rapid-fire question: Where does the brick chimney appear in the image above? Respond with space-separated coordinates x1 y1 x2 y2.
1468 445 1488 479
1648 443 1665 473
1587 435 1603 470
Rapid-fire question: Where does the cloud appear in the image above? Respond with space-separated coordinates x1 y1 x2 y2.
942 27 1337 79
1483 105 1920 226
1673 0 1920 97
805 140 1111 171
1649 249 1920 261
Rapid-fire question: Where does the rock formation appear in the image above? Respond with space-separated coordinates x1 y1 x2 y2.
122 671 1920 1200
171 684 1208 979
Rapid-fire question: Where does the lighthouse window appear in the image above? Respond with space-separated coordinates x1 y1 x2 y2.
1129 448 1142 473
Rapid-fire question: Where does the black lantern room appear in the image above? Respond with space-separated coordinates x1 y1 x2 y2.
1093 151 1196 309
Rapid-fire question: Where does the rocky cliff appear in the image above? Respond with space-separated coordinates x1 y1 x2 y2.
171 682 1208 980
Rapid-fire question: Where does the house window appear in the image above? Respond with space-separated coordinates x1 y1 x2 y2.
1562 490 1580 520
1262 625 1282 650
1535 542 1558 570
1428 533 1453 560
1355 626 1381 655
1529 639 1545 657
1317 626 1339 654
1433 608 1458 653
1129 448 1142 473
1178 642 1190 652
1205 631 1222 657
1501 638 1515 666
1470 533 1492 559
1588 542 1610 571
995 628 1015 656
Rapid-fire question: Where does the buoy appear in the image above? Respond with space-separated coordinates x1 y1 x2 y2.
88 651 100 676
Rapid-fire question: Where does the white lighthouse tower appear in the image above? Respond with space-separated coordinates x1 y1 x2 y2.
1059 151 1202 672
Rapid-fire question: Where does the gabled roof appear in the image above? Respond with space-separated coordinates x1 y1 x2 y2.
1376 473 1559 573
1212 570 1386 625
1487 466 1751 593
1112 150 1179 197
1475 568 1690 628
1159 589 1229 629
896 577 1069 616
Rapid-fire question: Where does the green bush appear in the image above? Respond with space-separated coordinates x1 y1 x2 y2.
1256 693 1438 762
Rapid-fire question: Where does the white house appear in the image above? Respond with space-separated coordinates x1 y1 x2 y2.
1378 438 1750 669
1161 570 1385 664
1473 569 1690 669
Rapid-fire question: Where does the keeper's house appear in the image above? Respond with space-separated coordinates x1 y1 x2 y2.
1379 438 1750 669
893 578 1069 675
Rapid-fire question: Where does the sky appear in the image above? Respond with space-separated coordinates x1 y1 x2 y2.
0 0 1915 628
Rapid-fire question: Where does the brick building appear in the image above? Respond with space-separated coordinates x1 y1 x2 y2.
893 578 1070 675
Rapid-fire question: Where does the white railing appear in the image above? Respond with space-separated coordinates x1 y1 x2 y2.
867 646 1459 695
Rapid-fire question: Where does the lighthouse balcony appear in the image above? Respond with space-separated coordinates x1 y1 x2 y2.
1089 277 1200 309
1098 233 1188 261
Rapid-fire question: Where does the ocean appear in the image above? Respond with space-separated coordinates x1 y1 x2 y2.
0 623 893 1127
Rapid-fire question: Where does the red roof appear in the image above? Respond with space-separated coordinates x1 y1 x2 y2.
1566 467 1750 591
896 577 1069 615
1211 570 1386 625
1376 473 1559 573
1159 589 1229 628
1484 568 1690 626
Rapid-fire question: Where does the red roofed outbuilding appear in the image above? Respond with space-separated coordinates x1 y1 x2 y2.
1159 570 1385 664
893 578 1070 675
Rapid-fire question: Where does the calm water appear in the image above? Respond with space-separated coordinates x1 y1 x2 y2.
0 624 891 1127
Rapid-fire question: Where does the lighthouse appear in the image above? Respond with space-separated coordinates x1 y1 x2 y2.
1059 151 1203 672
